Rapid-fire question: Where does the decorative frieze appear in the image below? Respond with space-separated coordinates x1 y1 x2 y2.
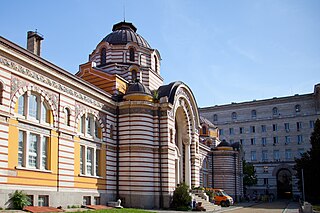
0 56 103 108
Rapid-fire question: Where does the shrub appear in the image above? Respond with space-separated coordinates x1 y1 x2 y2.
171 182 192 211
8 190 30 210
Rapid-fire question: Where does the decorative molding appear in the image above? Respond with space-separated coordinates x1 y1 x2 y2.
0 56 103 108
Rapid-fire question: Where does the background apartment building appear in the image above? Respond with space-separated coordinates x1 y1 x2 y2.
200 84 320 199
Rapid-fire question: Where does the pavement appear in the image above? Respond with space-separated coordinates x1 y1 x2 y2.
155 200 301 213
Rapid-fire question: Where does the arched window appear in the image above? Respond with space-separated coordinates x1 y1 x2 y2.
232 112 237 120
132 70 137 82
79 113 101 139
129 48 135 61
295 104 301 113
100 48 106 66
154 55 158 72
251 110 257 118
64 107 71 126
272 107 278 116
202 126 207 135
0 82 3 105
213 114 218 122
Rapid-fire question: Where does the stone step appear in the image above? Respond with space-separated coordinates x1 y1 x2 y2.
192 193 221 212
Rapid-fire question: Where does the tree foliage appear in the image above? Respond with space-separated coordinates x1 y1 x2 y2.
294 119 320 203
8 190 30 210
243 160 257 193
171 182 192 210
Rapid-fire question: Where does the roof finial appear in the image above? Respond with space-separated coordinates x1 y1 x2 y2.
123 1 126 22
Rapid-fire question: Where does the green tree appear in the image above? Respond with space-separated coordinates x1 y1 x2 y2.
294 119 320 203
171 182 192 211
243 160 257 194
8 190 30 210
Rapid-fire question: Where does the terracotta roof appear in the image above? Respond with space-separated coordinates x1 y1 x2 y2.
24 206 63 213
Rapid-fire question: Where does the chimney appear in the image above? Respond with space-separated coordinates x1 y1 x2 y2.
27 31 44 56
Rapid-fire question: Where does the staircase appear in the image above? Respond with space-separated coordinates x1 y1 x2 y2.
192 193 221 212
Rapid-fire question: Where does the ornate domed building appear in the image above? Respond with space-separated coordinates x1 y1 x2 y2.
0 21 219 209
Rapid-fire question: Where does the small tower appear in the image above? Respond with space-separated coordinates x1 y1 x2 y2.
27 31 44 56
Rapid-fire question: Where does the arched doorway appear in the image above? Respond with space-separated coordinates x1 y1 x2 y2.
174 106 191 187
277 169 292 199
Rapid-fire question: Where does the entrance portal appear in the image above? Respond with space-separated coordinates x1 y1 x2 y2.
277 169 292 199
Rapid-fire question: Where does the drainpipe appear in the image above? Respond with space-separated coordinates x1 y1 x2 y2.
234 153 237 202
158 107 163 208
116 105 120 199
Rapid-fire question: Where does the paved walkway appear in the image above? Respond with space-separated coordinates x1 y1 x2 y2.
155 200 300 213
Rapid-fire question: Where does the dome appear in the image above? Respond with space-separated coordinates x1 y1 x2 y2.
102 21 151 48
126 81 151 95
217 139 231 147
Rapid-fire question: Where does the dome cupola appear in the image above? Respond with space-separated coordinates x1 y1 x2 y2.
102 21 151 48
123 80 153 102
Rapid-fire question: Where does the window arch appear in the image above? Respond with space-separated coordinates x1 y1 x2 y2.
231 112 237 120
79 113 102 139
64 107 71 126
251 110 257 118
213 114 218 122
272 107 278 116
100 47 106 66
154 55 158 72
295 104 301 113
129 48 135 61
17 92 51 125
0 82 3 105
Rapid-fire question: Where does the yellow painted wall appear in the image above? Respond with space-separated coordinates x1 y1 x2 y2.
8 119 18 169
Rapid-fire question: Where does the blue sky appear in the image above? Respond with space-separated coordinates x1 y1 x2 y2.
1 0 319 107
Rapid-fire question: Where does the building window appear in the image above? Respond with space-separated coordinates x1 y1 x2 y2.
79 114 101 139
285 136 291 145
262 137 267 146
154 55 158 72
297 135 303 144
131 70 137 82
262 150 268 162
94 197 101 205
250 126 255 133
272 107 278 116
251 110 257 118
251 151 257 161
213 114 218 122
83 196 91 205
129 48 135 61
219 129 224 136
251 138 256 145
274 150 280 161
38 195 49 207
18 130 49 170
285 149 292 160
240 139 244 145
263 166 268 173
17 93 51 124
231 112 237 120
285 123 290 132
27 195 34 206
298 148 304 156
295 104 301 113
261 125 266 132
272 124 278 131
229 128 234 135
202 126 207 135
100 48 106 66
80 145 100 176
239 127 244 134
264 178 269 185
297 122 302 131
273 136 278 145
64 108 71 126
310 120 315 129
